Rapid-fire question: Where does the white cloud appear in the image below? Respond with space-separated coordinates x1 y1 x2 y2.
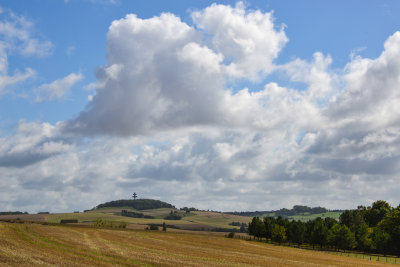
35 72 84 102
0 121 73 168
282 52 337 101
192 2 288 80
0 9 53 57
2 4 400 212
64 3 288 136
0 7 53 95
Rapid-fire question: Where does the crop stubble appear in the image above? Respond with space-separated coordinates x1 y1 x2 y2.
0 222 395 266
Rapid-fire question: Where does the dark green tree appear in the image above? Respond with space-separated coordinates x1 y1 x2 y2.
364 200 391 227
276 216 289 228
376 206 400 255
372 227 390 255
249 217 266 239
254 217 266 239
248 217 257 237
263 217 276 240
324 217 338 229
328 224 342 250
287 220 305 246
310 218 328 249
339 209 365 232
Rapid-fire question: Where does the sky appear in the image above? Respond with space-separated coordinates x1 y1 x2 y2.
1 0 400 213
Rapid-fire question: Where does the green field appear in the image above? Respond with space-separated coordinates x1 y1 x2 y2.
288 211 342 221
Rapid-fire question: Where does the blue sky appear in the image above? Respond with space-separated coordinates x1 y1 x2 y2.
2 0 399 126
1 1 400 212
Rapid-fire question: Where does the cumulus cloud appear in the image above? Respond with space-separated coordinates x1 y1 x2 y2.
3 4 400 212
64 3 288 136
192 2 287 80
282 52 337 101
35 72 84 102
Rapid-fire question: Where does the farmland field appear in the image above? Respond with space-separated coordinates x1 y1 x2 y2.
0 222 396 266
0 208 251 231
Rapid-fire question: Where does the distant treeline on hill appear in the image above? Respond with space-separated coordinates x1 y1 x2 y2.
0 211 28 215
96 199 175 210
227 205 341 217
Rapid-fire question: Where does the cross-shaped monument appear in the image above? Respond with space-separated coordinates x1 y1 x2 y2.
132 192 137 200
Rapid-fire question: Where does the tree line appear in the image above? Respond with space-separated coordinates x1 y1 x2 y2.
227 205 335 218
248 200 400 256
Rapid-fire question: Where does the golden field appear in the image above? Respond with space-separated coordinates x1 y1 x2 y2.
0 222 396 266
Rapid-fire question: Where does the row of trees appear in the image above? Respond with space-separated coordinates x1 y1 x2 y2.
248 201 400 256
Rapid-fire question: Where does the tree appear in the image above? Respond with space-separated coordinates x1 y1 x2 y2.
364 200 391 227
240 223 247 233
276 216 289 228
311 218 328 249
338 225 356 251
376 206 400 255
248 217 265 240
305 220 315 242
287 220 305 246
263 217 276 240
355 223 373 251
272 224 287 245
328 224 342 250
324 217 338 230
339 209 365 232
372 227 390 255
254 217 266 239
248 217 257 237
328 224 356 252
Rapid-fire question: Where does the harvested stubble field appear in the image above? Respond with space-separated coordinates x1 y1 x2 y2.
0 222 396 266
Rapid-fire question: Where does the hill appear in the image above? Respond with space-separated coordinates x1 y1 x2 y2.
226 205 343 221
95 199 175 210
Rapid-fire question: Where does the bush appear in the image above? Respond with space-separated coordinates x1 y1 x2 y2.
149 224 159 230
227 232 235 238
93 218 126 229
119 221 127 228
164 213 182 220
60 219 78 224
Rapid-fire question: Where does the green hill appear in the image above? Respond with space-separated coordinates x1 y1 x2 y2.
95 199 175 210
